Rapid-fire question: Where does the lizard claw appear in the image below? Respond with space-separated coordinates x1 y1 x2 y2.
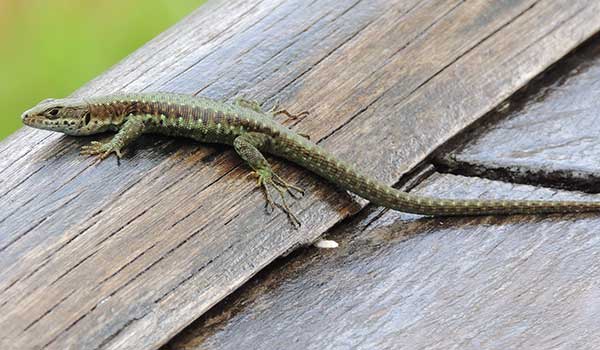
81 141 123 165
253 168 303 228
272 109 309 120
268 101 309 120
248 171 276 214
272 173 304 198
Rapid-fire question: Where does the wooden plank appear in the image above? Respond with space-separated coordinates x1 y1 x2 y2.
2 0 600 349
164 172 600 350
165 32 600 349
435 35 600 193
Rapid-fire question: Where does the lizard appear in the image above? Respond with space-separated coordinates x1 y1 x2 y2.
21 92 600 227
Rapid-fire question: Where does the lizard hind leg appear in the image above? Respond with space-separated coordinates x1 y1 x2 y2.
234 132 304 227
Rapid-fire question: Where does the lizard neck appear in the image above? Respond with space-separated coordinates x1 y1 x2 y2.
88 98 130 130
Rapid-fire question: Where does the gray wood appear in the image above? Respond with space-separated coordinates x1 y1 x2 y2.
165 173 600 350
436 37 600 193
2 0 600 349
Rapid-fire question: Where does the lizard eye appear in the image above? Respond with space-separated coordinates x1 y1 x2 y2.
47 108 60 117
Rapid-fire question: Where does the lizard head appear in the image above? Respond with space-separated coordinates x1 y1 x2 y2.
22 97 110 136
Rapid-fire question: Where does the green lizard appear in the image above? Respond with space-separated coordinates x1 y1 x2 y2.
21 92 600 227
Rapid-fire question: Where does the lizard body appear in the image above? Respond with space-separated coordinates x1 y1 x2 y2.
22 92 600 226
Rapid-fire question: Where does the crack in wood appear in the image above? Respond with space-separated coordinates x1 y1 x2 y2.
0 220 98 299
94 311 150 350
23 290 75 332
111 1 268 94
48 248 100 287
96 242 159 288
195 0 370 99
0 163 48 200
431 10 600 194
394 0 541 110
0 193 39 225
149 1 280 94
261 7 379 106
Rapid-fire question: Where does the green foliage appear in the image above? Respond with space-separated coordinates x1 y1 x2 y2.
0 0 205 141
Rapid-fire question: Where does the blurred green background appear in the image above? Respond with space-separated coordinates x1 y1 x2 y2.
0 0 205 141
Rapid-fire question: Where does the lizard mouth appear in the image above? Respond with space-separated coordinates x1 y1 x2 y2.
21 112 58 130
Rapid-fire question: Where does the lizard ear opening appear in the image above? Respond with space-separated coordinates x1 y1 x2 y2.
83 111 91 125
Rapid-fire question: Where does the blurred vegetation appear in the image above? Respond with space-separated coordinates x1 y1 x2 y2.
0 0 205 141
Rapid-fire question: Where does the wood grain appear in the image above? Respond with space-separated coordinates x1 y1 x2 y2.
165 173 600 350
1 0 600 349
436 35 600 193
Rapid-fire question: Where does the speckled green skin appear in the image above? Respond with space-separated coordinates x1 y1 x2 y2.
21 92 600 224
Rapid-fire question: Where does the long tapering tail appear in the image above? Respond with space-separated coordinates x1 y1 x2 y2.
274 134 600 216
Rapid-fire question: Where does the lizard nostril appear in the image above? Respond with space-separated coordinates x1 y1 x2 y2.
21 112 34 126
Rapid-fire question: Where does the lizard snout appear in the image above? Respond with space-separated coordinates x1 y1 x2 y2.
21 108 41 127
21 111 33 125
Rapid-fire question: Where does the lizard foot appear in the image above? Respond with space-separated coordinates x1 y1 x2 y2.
252 168 304 228
272 109 309 120
81 141 123 165
297 132 311 140
269 100 309 120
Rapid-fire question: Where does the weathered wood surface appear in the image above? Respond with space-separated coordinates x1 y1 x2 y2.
165 32 600 350
2 0 600 349
436 36 600 193
165 173 600 350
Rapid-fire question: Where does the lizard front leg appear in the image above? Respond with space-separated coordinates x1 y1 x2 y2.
233 132 304 227
81 115 146 163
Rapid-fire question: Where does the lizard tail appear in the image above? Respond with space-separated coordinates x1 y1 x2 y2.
274 135 600 216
